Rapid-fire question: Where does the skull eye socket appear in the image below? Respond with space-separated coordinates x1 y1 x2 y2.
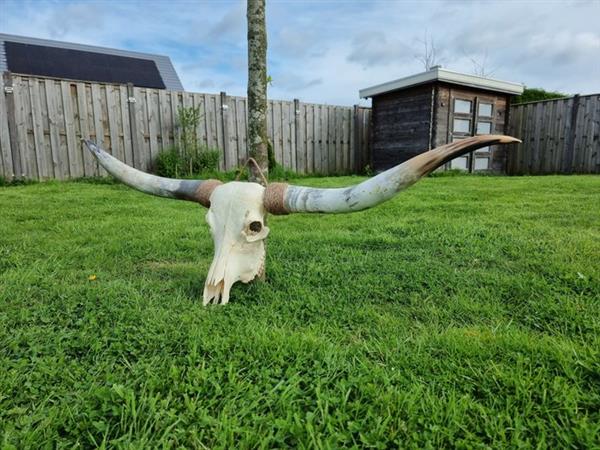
249 221 262 233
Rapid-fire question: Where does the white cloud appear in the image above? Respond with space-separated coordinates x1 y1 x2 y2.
1 0 598 103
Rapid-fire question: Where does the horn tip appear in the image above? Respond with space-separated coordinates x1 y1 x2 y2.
494 135 521 144
82 140 101 155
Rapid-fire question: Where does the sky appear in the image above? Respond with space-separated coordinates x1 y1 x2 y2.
1 0 599 106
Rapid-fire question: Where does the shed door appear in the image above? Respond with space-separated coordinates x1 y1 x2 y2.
449 96 495 171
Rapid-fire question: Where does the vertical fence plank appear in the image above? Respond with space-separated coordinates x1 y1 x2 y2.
295 100 306 174
90 83 106 175
236 97 248 165
133 87 149 171
45 79 67 179
305 104 314 173
0 74 14 179
314 105 323 174
106 84 122 163
320 105 328 173
19 76 39 179
119 85 133 166
13 76 32 179
351 105 358 173
335 107 343 173
577 96 593 172
76 83 94 176
146 89 159 164
61 81 82 177
192 93 207 149
212 95 224 162
282 101 292 169
170 91 181 151
202 94 213 151
29 78 48 179
3 73 22 179
288 101 296 172
273 101 283 166
221 92 235 171
327 106 336 174
266 99 273 158
158 89 171 150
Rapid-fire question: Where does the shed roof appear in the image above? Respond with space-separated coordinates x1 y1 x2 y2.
0 33 184 91
360 67 524 98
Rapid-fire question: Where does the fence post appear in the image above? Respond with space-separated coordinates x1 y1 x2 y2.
353 105 360 173
220 91 231 170
126 83 141 168
3 72 22 179
562 94 580 174
294 98 305 174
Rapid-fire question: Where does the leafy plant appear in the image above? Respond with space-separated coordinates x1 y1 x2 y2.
154 146 220 178
178 105 202 159
153 106 220 178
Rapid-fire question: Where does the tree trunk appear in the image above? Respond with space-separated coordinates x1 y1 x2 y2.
247 0 269 185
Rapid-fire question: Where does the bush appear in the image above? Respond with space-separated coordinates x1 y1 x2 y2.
153 105 220 178
154 146 220 178
513 87 568 104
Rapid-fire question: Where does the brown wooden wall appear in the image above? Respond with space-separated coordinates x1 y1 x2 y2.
371 84 434 171
0 73 372 181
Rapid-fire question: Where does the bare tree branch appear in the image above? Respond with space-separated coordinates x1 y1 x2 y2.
414 31 441 70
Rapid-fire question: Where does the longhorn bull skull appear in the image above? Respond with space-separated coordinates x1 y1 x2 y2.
84 135 518 305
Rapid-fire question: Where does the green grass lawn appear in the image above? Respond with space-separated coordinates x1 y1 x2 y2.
1 175 599 449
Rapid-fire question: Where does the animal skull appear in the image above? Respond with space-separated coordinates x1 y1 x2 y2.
84 135 519 305
203 182 269 305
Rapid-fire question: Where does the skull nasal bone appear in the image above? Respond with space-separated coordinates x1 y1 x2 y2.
249 221 262 232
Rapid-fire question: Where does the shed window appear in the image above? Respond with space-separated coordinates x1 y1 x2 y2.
477 121 492 134
451 157 469 170
453 118 471 133
454 99 472 114
476 146 490 154
479 103 493 117
474 157 490 170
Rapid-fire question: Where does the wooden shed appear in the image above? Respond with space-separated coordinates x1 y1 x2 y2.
360 67 523 172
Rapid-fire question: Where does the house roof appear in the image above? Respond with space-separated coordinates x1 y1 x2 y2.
360 66 524 98
0 33 184 91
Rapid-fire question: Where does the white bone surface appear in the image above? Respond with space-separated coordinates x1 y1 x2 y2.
203 182 269 305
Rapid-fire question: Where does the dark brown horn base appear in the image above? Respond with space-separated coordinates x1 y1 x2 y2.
264 182 289 215
195 179 223 207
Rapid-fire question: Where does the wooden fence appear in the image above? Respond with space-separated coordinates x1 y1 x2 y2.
507 94 600 174
0 72 371 180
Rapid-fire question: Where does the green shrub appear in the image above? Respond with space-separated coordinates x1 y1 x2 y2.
197 148 220 173
153 105 220 178
154 146 220 178
513 87 568 104
154 147 181 178
0 176 38 187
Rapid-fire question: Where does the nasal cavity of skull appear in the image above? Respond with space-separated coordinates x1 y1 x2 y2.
249 221 262 233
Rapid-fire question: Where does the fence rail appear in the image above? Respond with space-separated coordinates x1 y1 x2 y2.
0 72 371 180
507 94 600 174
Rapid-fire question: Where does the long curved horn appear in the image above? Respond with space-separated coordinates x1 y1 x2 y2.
83 140 222 207
264 135 520 214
